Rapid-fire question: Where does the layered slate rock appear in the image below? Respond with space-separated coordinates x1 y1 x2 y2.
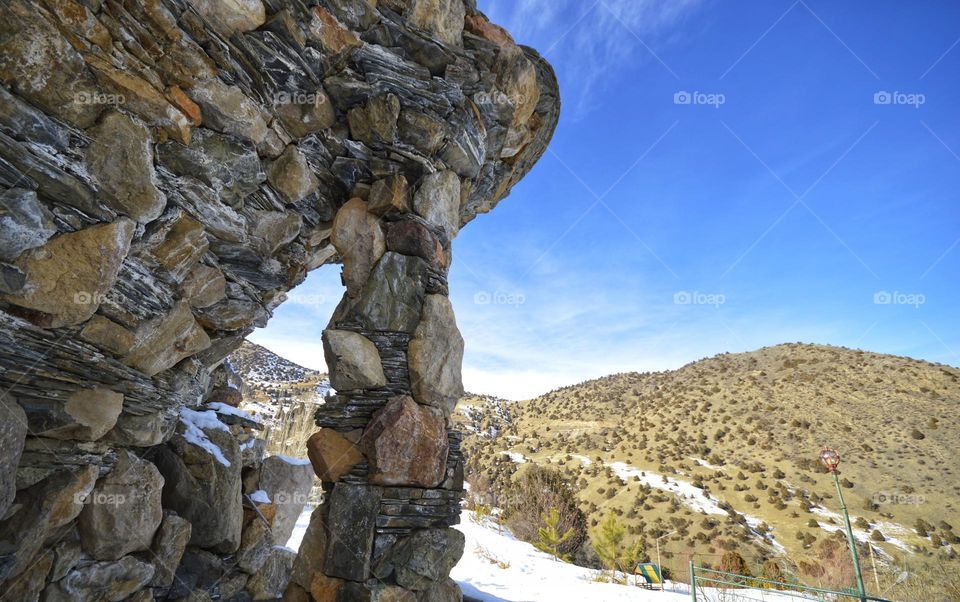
0 0 558 599
323 483 383 581
0 402 27 519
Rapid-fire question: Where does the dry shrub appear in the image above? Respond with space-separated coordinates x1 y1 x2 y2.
502 465 588 560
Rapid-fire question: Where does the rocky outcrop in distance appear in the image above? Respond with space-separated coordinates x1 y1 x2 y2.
0 0 558 600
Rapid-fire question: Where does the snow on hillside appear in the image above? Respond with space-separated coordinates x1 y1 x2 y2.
453 510 801 602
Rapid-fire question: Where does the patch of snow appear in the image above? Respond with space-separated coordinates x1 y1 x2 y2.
501 451 526 463
285 505 314 552
810 506 912 551
571 454 593 466
240 438 259 451
689 457 724 471
607 462 782 551
179 408 231 467
206 402 263 424
249 490 271 504
608 462 724 516
274 454 312 466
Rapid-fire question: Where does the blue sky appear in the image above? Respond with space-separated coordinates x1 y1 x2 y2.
252 0 960 399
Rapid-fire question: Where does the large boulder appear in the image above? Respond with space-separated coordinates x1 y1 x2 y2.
1 219 135 328
77 451 164 561
407 0 466 46
332 252 430 333
85 111 166 223
266 145 319 204
187 0 266 37
408 295 465 415
361 396 448 488
413 171 461 241
123 302 211 376
258 455 315 545
151 412 243 553
26 387 124 442
0 401 27 518
322 329 386 391
331 198 386 297
306 429 363 483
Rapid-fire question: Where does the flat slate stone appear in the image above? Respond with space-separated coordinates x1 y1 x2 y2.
323 483 383 581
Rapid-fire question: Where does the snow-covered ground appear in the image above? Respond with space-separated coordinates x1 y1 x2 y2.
810 505 912 552
453 510 804 602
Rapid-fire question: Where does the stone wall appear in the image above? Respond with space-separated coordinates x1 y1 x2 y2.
0 0 557 600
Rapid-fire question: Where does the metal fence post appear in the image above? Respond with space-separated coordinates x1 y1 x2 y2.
689 560 697 602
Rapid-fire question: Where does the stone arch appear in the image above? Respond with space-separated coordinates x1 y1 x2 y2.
0 1 558 600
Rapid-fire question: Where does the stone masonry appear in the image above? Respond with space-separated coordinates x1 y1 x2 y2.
0 1 558 600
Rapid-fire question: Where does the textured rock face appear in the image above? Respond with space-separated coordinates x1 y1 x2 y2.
0 0 557 599
77 451 165 560
0 402 27 519
408 295 465 414
2 219 135 328
323 329 387 390
362 396 449 487
152 424 244 554
257 455 316 544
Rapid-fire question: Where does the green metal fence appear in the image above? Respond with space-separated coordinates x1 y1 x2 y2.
689 563 892 602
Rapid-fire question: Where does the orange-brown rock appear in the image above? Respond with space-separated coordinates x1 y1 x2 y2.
331 198 386 297
385 220 447 268
167 85 202 126
310 572 344 602
464 14 515 48
307 6 361 54
361 396 449 487
306 429 364 482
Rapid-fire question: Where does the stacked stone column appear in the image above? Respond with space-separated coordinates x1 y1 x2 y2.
295 173 467 601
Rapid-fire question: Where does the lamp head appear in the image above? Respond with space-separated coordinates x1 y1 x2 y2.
819 447 841 473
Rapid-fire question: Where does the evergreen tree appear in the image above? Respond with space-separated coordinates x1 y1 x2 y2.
535 507 575 561
591 513 646 577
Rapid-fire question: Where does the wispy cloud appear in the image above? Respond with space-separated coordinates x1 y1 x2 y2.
481 0 706 117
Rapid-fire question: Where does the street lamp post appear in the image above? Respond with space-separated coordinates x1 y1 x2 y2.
654 530 675 592
820 447 867 602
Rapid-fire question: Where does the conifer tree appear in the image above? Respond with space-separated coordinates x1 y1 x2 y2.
535 507 575 561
